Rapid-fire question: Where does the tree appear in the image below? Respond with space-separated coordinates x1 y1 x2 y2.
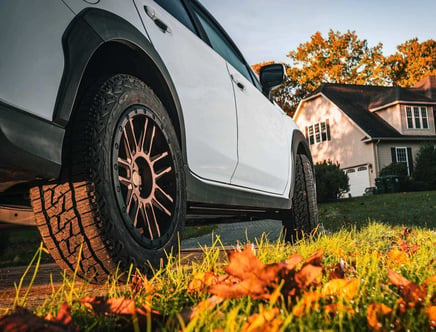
387 38 436 87
283 30 389 116
379 162 408 177
314 160 349 202
413 143 436 189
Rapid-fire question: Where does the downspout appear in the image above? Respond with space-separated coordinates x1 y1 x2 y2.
373 139 381 183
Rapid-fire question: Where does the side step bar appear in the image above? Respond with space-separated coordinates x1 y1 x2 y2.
0 205 36 226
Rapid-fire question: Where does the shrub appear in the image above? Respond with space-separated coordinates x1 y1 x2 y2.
379 162 408 176
413 143 436 189
314 160 349 202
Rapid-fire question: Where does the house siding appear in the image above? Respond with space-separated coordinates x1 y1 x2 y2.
378 142 425 172
295 96 376 188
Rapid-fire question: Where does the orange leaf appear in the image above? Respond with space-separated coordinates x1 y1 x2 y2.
388 248 409 265
425 275 436 287
303 249 323 267
188 271 219 294
324 303 355 317
322 278 359 300
241 307 282 332
426 306 436 327
292 291 322 316
295 264 322 289
401 283 427 307
387 269 410 288
45 302 73 326
224 245 266 281
284 253 303 270
367 302 392 331
80 296 136 316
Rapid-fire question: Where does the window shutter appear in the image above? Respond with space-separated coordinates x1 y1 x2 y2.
326 119 331 141
391 147 397 163
407 147 413 175
305 126 308 139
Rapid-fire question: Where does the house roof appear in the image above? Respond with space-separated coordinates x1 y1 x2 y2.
303 80 436 139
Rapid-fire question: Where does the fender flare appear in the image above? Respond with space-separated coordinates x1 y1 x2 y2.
53 8 186 154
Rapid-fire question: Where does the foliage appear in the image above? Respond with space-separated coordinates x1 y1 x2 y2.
380 162 408 176
252 33 435 116
413 143 436 189
1 223 435 331
314 160 349 202
387 38 436 87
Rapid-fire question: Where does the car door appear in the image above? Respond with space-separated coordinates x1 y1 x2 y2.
133 0 238 184
191 4 290 194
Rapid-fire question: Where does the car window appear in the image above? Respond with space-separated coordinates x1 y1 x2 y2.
154 0 197 34
192 8 252 82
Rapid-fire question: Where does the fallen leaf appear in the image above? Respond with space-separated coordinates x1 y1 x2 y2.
45 302 73 326
322 278 359 300
294 264 322 289
303 249 323 267
426 306 436 327
188 271 219 294
81 296 136 316
367 302 392 331
424 275 436 287
388 269 410 288
283 253 303 271
328 260 345 279
241 307 282 332
324 303 355 317
388 248 409 265
292 291 322 316
0 307 77 332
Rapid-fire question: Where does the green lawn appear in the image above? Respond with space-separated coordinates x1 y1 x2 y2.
320 191 436 231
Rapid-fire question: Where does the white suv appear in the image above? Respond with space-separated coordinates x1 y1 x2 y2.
0 0 317 281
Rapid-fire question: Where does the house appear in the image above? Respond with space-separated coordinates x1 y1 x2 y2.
293 76 436 197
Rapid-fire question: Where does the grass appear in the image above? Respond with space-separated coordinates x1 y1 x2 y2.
2 222 435 331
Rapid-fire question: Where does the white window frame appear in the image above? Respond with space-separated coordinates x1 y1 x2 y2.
307 120 329 145
405 106 429 129
395 147 410 176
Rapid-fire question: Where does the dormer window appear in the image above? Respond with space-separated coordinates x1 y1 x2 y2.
405 106 429 129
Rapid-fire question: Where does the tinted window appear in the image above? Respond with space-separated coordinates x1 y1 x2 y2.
193 9 252 82
154 0 196 33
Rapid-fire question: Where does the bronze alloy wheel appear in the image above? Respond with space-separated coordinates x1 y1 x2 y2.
113 107 177 248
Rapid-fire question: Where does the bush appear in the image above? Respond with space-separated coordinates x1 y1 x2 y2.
314 160 349 203
379 162 408 176
413 143 436 189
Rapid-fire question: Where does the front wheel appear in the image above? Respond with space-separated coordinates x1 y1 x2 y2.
31 74 185 282
282 154 318 242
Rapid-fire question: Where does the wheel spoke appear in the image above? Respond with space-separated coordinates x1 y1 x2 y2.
151 151 169 165
119 175 131 187
156 185 174 203
156 166 172 179
145 125 156 155
126 191 136 215
152 197 172 216
145 203 161 239
124 118 138 157
118 157 131 170
131 199 141 227
138 118 148 153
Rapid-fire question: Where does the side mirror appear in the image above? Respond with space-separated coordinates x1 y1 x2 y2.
260 63 286 99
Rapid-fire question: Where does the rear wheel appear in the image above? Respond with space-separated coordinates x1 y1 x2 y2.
282 154 318 242
30 74 185 282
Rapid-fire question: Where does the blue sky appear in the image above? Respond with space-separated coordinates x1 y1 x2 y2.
201 0 435 66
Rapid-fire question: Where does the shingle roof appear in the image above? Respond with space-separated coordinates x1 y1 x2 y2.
307 82 436 139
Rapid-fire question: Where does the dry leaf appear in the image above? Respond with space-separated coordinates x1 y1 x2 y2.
388 269 411 288
367 302 392 331
292 291 322 316
294 264 322 289
0 307 77 332
426 306 436 327
388 248 409 265
324 303 355 317
303 248 323 267
188 271 219 294
322 278 359 300
424 275 436 287
45 302 73 326
387 270 427 307
283 253 303 270
241 308 282 332
80 296 136 316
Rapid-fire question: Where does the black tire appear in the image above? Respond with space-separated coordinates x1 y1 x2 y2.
282 154 318 242
30 74 185 282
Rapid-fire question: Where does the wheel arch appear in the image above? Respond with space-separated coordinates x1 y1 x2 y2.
54 8 186 160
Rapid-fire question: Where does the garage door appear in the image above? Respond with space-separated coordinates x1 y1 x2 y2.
345 166 370 197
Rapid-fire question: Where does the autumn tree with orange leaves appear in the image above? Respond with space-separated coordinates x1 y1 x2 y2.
253 31 435 117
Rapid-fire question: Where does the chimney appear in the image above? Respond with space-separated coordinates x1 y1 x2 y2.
413 75 436 99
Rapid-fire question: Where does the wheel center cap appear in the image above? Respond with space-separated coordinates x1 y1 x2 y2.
132 171 141 187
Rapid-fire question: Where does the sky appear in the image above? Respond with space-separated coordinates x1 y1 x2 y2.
200 0 436 66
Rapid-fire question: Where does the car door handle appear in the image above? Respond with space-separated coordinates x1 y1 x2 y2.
144 6 172 33
231 75 245 91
